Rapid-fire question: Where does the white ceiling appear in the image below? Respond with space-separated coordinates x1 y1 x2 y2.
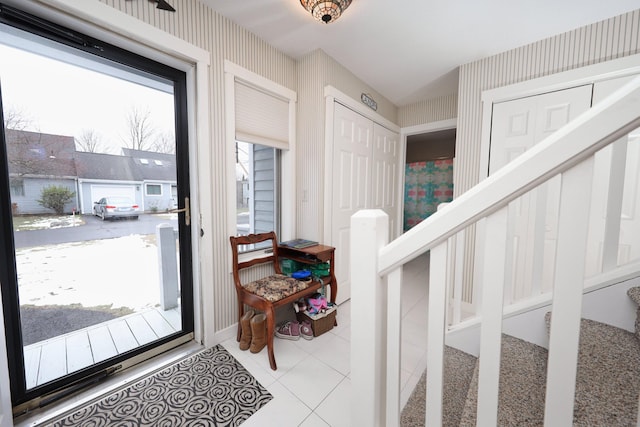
200 0 639 106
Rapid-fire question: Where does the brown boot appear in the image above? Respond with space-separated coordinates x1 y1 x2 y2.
239 310 254 351
250 313 267 353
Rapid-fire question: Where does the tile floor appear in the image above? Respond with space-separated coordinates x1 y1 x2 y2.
224 253 429 427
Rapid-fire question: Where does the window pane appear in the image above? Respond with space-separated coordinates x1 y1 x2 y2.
236 141 279 251
146 184 162 195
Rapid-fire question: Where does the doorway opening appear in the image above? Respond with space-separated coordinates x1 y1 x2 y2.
404 128 456 231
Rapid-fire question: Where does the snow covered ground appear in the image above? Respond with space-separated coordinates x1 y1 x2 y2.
16 234 166 312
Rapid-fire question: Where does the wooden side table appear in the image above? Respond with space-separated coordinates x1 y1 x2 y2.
277 244 338 304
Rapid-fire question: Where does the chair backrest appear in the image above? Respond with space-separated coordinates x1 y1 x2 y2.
229 232 283 288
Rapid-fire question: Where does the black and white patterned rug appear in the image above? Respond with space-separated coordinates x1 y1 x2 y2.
51 345 272 426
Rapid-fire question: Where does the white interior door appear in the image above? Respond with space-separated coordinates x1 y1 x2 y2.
372 123 400 240
489 85 592 300
586 74 640 276
331 102 373 304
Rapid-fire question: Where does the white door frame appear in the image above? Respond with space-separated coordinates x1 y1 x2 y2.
479 54 640 182
323 86 401 244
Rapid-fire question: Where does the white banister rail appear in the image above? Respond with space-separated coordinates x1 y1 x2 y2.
351 75 640 426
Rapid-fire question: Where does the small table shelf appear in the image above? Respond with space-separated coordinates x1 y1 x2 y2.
277 244 338 304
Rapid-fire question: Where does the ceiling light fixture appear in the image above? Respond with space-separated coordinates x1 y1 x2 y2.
300 0 352 24
154 0 176 12
125 0 176 13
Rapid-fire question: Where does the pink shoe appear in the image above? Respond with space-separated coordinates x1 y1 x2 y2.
300 320 314 340
275 321 300 340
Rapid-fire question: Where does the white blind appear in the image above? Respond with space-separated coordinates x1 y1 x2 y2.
235 80 289 150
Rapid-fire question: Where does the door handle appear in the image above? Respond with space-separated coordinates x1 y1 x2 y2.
169 196 190 226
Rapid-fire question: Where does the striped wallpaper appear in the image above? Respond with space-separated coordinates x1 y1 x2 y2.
398 93 458 128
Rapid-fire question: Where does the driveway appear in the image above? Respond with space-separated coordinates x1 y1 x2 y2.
13 213 179 248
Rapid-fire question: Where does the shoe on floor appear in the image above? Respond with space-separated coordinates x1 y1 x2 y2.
275 321 300 340
300 320 313 340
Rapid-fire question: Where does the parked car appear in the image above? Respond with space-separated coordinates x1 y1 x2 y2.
93 196 139 220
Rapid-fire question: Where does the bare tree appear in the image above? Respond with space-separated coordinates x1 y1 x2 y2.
3 105 33 131
123 106 156 151
152 131 175 154
75 129 108 153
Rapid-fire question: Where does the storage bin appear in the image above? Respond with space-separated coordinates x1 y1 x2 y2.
280 259 299 276
296 306 337 337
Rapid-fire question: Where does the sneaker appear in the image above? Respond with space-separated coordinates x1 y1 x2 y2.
300 320 313 340
275 321 300 340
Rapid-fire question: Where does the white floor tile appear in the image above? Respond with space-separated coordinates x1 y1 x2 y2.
401 316 428 350
299 412 331 427
278 357 345 409
309 334 350 375
294 328 338 355
253 338 310 379
242 381 312 427
315 377 352 427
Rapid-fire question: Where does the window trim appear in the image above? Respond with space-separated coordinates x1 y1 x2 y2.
224 61 296 248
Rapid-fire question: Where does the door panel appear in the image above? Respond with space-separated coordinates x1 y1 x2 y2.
330 103 400 304
372 123 400 239
331 103 372 304
490 85 592 300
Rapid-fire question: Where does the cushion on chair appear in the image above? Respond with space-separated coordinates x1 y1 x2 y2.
243 274 310 302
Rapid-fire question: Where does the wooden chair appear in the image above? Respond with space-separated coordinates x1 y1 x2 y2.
229 232 322 370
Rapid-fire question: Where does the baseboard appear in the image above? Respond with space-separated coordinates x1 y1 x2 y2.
213 323 238 345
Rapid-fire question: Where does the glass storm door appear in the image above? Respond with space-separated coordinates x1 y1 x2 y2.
0 5 193 411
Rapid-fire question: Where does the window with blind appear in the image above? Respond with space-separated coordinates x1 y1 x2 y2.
232 78 290 252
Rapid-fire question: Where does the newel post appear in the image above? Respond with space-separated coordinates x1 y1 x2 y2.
351 209 389 427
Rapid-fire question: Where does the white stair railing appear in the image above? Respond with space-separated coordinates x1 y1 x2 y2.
351 75 640 426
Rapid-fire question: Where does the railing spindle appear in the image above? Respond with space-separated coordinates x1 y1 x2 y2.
476 206 509 425
544 156 595 425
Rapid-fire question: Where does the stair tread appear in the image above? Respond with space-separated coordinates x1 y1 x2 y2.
627 286 640 306
459 334 548 427
401 346 477 427
402 318 640 426
573 318 640 426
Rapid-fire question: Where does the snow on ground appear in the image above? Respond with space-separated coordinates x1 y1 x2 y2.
14 214 85 231
16 234 168 312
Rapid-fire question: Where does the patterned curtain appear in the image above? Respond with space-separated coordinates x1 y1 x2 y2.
403 159 454 231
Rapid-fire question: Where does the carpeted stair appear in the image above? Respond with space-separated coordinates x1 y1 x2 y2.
401 286 640 426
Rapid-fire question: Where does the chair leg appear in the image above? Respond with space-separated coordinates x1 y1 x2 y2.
265 307 277 370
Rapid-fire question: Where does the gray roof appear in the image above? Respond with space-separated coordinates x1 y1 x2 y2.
74 152 139 181
4 130 176 182
5 129 77 177
121 148 177 182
